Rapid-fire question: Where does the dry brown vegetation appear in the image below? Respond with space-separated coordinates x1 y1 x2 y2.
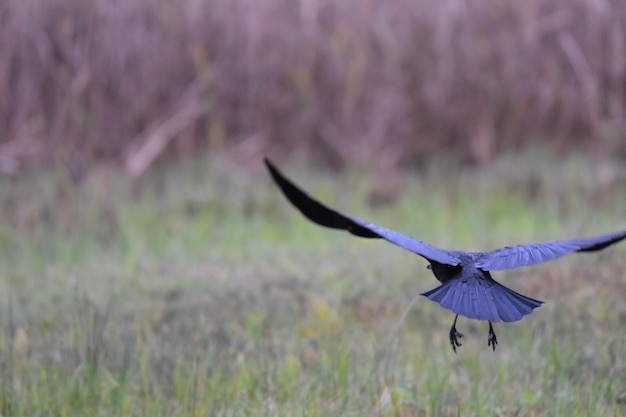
1 0 626 176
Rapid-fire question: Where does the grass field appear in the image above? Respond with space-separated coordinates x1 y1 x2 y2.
0 151 625 416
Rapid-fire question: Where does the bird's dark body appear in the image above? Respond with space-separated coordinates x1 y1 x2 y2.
264 158 626 351
423 256 542 323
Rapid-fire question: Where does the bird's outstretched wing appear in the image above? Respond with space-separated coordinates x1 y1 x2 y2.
475 230 626 271
265 158 461 266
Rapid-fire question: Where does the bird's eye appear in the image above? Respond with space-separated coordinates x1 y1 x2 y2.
427 264 432 270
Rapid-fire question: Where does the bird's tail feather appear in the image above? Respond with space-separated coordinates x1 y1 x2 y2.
421 278 543 322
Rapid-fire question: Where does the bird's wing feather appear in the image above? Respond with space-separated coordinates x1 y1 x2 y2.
265 158 461 266
475 230 626 270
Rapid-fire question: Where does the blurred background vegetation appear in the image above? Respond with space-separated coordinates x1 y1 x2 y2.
1 0 626 414
1 0 626 178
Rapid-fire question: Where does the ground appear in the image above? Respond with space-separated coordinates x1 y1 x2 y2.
0 150 625 416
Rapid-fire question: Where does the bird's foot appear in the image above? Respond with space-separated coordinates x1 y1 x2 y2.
488 322 498 351
449 326 464 353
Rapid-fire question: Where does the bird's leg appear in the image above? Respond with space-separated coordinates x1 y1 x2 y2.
449 314 463 353
488 322 498 351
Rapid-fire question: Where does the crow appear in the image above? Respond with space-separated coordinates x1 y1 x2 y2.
264 158 626 352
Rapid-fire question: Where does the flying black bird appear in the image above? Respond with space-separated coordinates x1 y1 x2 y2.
264 158 626 352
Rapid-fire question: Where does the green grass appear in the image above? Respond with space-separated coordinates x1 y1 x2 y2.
0 150 625 416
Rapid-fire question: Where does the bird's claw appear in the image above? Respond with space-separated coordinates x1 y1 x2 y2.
488 323 498 351
450 327 464 353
